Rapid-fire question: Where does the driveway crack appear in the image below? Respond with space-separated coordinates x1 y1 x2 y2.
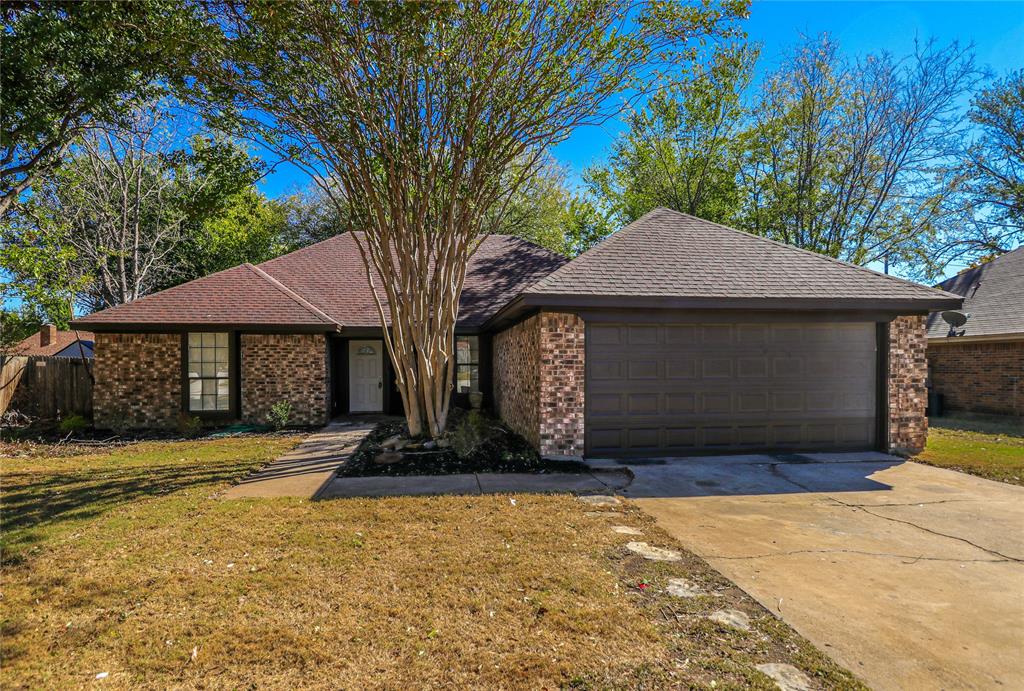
829 499 1024 563
768 462 1023 564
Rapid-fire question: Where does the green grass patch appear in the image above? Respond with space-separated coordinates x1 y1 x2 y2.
916 417 1024 485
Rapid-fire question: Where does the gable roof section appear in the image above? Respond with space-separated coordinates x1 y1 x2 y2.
523 208 962 311
926 247 1024 340
73 263 339 330
73 233 567 331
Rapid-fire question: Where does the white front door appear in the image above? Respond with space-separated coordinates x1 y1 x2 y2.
348 340 383 412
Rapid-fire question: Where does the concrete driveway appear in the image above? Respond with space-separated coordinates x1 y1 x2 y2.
619 452 1024 690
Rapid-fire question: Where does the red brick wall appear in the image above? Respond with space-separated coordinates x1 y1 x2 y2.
240 334 328 426
888 315 928 454
928 340 1024 417
492 315 541 448
538 312 585 457
94 333 181 430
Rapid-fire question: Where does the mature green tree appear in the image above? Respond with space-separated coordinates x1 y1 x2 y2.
487 159 613 256
737 37 981 277
161 187 294 288
941 71 1024 261
192 0 747 438
0 1 198 215
1 104 260 314
587 43 758 225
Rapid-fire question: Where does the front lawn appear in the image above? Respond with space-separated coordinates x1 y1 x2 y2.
915 416 1024 485
2 436 862 689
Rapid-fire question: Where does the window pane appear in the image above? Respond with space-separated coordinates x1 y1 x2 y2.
217 378 229 397
201 333 216 347
215 333 228 347
200 362 215 377
456 336 479 365
189 380 202 410
457 364 480 394
216 393 229 410
189 333 201 347
203 394 216 410
202 379 216 396
215 347 228 366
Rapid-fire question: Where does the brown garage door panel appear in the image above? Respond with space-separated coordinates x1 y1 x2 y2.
586 322 878 455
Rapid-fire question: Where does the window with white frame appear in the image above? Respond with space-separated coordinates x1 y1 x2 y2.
187 333 230 411
456 335 480 394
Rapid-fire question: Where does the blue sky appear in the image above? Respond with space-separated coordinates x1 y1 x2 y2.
259 1 1024 201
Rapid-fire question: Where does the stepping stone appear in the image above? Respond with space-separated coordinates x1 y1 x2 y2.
578 494 620 506
610 525 643 535
666 577 705 598
755 663 812 691
708 609 751 631
624 541 681 562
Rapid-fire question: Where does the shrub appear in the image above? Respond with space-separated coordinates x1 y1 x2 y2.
176 412 203 438
267 401 293 431
58 414 88 435
448 409 490 459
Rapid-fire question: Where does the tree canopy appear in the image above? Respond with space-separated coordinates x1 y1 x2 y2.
0 1 198 215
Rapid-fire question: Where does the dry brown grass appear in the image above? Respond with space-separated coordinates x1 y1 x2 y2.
2 436 863 689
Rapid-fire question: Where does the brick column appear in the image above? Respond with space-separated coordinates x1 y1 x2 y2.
492 315 541 448
888 315 928 454
538 312 585 458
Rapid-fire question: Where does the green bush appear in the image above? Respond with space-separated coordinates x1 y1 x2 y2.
176 412 203 438
58 414 88 435
267 401 293 431
449 409 490 459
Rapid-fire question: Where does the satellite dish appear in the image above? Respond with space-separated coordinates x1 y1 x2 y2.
941 311 969 328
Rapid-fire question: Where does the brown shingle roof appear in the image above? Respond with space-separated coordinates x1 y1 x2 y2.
73 233 566 331
73 263 338 329
926 247 1024 339
525 208 962 309
12 328 95 357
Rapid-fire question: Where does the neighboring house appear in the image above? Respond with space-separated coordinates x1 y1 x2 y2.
72 208 962 456
12 325 95 359
926 248 1024 418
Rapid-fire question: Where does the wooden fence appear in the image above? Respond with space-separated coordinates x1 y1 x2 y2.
0 355 93 420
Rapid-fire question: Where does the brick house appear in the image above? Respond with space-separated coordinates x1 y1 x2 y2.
926 248 1024 418
73 208 962 456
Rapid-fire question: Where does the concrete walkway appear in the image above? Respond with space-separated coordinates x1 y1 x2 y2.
221 419 377 499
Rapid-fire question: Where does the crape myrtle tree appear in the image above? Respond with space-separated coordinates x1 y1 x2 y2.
192 0 748 439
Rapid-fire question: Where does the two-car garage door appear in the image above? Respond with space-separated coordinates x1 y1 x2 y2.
585 321 878 456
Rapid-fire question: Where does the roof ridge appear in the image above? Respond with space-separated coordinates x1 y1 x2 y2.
665 209 958 300
937 246 1024 289
243 263 339 326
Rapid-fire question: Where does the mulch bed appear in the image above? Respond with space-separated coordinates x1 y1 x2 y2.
337 414 591 477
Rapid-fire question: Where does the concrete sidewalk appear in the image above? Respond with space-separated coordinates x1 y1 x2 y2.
222 418 631 500
221 419 377 499
317 468 630 499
